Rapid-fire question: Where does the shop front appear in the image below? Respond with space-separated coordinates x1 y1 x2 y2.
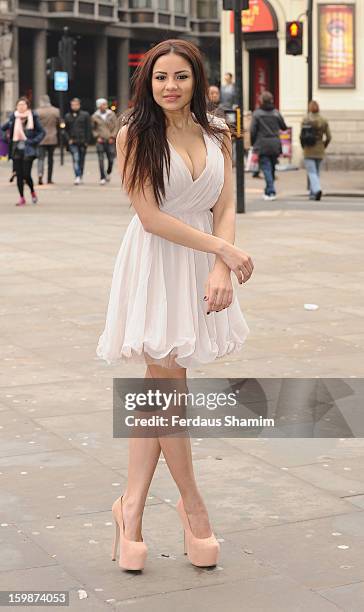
229 0 279 110
222 0 364 169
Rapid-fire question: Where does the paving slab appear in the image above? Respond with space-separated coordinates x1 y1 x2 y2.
0 410 71 458
0 448 131 522
147 451 357 533
224 511 364 590
289 456 364 497
317 580 364 612
0 565 111 611
0 380 112 418
227 438 364 467
0 524 57 572
112 575 343 611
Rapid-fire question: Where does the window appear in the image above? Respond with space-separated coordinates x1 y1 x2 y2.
158 0 169 9
129 0 152 8
175 0 184 12
197 0 217 19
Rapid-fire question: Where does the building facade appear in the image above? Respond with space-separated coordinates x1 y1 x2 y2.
221 0 364 168
0 0 221 120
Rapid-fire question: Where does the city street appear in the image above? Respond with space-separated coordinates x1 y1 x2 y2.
1 154 364 610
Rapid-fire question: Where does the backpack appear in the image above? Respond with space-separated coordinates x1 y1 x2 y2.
300 121 317 148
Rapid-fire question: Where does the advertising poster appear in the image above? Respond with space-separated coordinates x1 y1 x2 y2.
319 4 355 87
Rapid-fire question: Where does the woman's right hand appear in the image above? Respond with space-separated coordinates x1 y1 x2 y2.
218 241 254 285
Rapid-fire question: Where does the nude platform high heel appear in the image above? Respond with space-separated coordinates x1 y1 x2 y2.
111 496 148 571
176 497 220 567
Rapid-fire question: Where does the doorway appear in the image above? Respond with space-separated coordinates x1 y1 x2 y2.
249 49 279 110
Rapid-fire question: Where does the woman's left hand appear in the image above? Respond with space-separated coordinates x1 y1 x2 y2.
204 267 233 315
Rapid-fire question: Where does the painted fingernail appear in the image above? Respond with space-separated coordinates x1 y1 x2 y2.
203 296 208 300
207 311 210 315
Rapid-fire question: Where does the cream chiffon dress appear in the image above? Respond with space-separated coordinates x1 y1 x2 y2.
96 113 250 369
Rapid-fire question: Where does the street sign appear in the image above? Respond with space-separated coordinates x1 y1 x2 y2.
54 71 69 92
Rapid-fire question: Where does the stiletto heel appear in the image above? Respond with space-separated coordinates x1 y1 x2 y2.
111 519 120 561
183 530 187 555
111 496 148 571
176 498 220 567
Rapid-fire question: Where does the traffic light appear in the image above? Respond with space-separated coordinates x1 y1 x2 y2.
286 21 303 55
58 27 77 80
223 0 249 10
46 57 61 80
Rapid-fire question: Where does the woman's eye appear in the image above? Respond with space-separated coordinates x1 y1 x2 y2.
155 75 188 80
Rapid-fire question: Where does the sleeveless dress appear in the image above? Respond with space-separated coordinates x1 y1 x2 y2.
96 114 250 369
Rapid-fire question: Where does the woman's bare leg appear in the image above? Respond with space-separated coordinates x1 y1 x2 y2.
148 363 212 538
122 365 161 541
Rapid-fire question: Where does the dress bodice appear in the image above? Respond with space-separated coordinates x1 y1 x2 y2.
161 115 225 218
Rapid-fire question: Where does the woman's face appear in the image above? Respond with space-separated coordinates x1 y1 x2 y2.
16 100 28 114
151 52 195 112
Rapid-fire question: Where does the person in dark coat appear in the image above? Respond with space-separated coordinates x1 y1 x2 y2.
0 96 45 206
64 97 92 185
250 91 287 200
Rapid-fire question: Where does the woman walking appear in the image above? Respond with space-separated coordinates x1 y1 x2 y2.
301 100 332 201
1 97 45 206
96 39 254 571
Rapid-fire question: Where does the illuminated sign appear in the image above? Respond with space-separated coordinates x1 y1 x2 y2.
229 0 277 34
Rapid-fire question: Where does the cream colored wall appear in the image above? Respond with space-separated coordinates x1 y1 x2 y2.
221 0 364 165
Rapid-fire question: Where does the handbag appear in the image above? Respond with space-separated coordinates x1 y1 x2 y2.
245 147 259 173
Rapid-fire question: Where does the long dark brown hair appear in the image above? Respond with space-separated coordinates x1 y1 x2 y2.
120 39 230 208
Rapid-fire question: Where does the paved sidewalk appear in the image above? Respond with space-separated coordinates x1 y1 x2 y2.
1 158 364 610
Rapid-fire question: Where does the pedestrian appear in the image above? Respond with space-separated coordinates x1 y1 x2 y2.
301 100 332 201
250 91 287 200
96 39 253 572
36 94 60 185
206 85 225 118
91 98 118 185
0 96 45 206
64 98 91 185
220 72 236 110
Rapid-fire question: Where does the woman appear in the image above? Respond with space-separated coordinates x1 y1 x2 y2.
301 100 332 201
1 97 45 206
96 39 254 571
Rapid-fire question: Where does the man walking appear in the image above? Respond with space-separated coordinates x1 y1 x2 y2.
36 95 60 185
220 72 236 110
91 98 118 185
64 98 91 185
250 91 287 200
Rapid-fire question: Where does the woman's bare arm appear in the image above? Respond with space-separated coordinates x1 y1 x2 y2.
116 125 223 255
116 125 253 282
